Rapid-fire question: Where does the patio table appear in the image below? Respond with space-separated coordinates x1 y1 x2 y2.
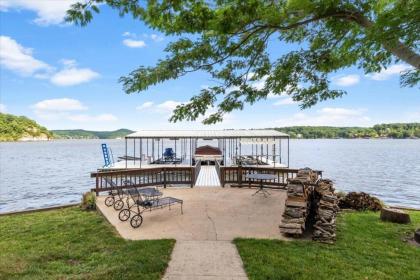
245 173 277 197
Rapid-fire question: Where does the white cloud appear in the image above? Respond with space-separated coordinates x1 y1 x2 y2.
122 39 146 48
332 74 360 86
0 103 7 113
273 97 296 106
31 98 117 122
0 0 78 25
150 34 164 42
0 35 53 76
50 67 99 86
32 98 87 112
275 107 371 127
136 102 154 111
1 36 99 86
122 31 134 37
67 114 117 122
367 64 413 81
156 100 182 112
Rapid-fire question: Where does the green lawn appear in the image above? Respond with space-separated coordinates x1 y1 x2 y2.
0 207 174 280
235 211 420 280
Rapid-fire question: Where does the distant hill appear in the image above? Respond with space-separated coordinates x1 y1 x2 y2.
0 113 53 141
52 129 134 139
275 123 420 139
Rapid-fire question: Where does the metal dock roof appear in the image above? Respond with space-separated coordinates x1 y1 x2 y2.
126 129 288 138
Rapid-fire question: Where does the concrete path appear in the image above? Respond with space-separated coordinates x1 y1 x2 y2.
163 241 248 280
96 188 287 241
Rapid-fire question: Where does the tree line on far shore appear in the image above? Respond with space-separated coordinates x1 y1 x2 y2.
275 123 420 139
0 113 52 141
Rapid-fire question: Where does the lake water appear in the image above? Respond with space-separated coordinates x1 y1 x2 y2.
0 139 419 212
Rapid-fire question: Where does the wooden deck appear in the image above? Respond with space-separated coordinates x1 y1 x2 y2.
195 166 221 187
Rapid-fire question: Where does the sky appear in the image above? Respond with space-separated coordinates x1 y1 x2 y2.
0 0 419 131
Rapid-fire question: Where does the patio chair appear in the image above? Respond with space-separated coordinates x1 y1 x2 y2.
104 178 131 210
118 188 183 228
163 148 175 161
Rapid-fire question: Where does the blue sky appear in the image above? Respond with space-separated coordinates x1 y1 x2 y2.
0 1 419 131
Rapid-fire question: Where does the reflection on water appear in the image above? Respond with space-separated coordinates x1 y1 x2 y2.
0 139 419 212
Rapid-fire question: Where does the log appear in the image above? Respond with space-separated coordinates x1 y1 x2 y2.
286 200 308 208
414 229 420 244
279 228 303 235
279 223 302 229
380 208 411 224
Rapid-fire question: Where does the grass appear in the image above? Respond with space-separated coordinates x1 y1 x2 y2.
0 207 175 280
235 211 420 280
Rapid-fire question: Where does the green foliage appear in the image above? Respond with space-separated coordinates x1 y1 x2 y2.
66 0 420 124
276 123 420 138
235 211 420 280
0 113 52 141
0 207 175 279
80 192 96 211
52 129 134 139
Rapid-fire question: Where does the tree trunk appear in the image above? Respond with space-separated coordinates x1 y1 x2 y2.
352 13 420 68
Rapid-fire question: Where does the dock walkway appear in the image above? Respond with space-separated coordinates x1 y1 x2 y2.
195 166 221 187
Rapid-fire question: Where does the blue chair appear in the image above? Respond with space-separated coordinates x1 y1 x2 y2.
163 148 175 160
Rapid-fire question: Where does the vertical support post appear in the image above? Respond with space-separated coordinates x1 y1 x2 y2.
140 138 142 168
163 168 166 188
189 137 192 166
279 138 282 164
239 137 242 158
95 175 99 195
238 165 242 187
273 140 276 167
174 138 177 166
287 136 290 167
152 139 155 161
133 138 136 165
266 139 269 163
125 137 127 169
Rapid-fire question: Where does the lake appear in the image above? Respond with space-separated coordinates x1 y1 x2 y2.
0 139 419 212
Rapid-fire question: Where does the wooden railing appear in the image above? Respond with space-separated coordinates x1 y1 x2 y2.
91 164 322 193
91 166 195 194
219 166 322 189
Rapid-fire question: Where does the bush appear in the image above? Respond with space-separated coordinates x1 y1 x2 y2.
80 192 96 210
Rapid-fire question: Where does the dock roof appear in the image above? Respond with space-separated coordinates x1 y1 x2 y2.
126 129 288 139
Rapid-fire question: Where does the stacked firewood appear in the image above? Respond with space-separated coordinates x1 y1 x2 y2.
279 168 317 235
339 192 382 211
313 179 339 244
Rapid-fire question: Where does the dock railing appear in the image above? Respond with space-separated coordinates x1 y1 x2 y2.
91 166 194 194
219 166 322 189
91 164 322 193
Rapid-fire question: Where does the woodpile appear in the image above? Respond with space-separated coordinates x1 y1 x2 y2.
339 192 382 211
312 179 339 244
279 168 318 235
380 208 411 224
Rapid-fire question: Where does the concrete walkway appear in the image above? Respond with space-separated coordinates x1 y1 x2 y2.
96 187 288 279
163 241 248 280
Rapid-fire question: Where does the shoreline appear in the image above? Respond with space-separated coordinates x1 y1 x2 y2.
1 201 419 216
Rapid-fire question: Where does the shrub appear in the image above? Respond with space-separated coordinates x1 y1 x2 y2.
81 192 96 211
